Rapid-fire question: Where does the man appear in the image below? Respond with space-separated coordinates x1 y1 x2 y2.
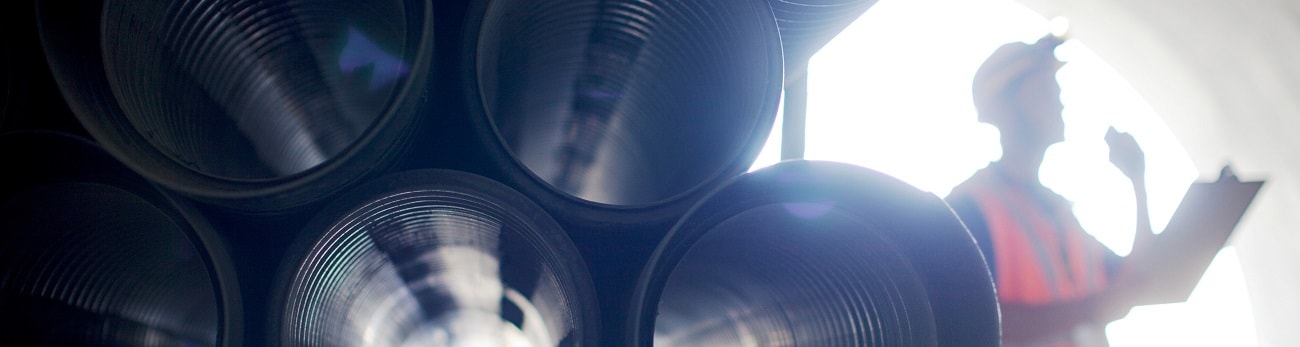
946 35 1152 347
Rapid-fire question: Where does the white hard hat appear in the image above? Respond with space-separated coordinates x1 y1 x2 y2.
971 35 1065 125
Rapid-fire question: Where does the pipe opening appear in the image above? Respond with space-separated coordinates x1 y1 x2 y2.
474 0 780 206
100 0 414 180
0 183 223 346
278 172 597 346
633 161 1000 346
653 204 938 346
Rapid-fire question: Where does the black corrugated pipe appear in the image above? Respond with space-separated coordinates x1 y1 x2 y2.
0 131 242 346
1 0 84 135
767 0 879 72
630 160 1000 346
1 5 17 128
271 169 600 346
35 0 436 213
460 0 784 230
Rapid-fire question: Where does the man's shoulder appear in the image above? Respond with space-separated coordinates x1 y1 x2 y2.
1032 185 1075 208
946 166 1000 201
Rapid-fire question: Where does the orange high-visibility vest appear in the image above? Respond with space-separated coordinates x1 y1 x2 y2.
951 166 1111 346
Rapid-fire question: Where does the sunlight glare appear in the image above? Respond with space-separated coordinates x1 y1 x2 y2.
753 0 1263 345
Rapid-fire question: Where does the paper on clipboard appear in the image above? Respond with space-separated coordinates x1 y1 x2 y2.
1126 166 1263 305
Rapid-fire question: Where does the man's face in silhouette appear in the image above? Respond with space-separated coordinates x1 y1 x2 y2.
1004 67 1066 151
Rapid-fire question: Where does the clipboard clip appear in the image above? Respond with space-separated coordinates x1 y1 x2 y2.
1219 165 1239 182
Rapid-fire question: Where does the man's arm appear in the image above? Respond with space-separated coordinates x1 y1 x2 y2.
1130 177 1155 254
1107 128 1156 253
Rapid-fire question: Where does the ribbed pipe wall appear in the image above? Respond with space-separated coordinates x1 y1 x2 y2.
36 0 435 212
0 132 241 346
464 0 783 228
272 170 599 346
631 161 1000 346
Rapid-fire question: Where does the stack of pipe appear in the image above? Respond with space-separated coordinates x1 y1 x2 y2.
1 0 999 345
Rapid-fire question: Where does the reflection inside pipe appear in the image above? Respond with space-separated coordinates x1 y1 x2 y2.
281 188 590 346
340 28 410 92
365 244 544 347
0 183 221 346
654 204 938 346
367 215 536 347
476 0 778 205
101 0 409 179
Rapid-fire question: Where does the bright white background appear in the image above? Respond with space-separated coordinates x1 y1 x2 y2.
749 0 1258 345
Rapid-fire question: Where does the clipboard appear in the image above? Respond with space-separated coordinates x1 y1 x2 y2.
1126 166 1263 305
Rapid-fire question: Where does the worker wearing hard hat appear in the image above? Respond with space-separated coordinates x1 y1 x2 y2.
946 35 1153 347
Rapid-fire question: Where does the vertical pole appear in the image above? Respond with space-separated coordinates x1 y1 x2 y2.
781 63 808 160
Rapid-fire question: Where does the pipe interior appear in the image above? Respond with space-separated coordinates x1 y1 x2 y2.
475 0 779 206
0 183 222 346
281 188 591 346
654 203 939 347
100 0 412 179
